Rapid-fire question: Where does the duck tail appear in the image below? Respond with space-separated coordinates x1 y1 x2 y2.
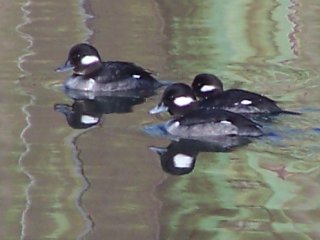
276 110 302 115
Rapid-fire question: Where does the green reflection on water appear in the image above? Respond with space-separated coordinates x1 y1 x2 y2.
160 0 298 80
246 154 297 208
156 0 320 239
47 212 70 239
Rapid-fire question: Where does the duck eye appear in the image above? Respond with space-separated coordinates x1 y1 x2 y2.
72 54 82 62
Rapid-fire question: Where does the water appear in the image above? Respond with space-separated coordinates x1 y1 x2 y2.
1 0 320 239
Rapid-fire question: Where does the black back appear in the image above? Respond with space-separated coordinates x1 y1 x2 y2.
200 89 282 113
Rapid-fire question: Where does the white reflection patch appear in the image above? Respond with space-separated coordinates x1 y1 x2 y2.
81 115 99 124
173 154 193 168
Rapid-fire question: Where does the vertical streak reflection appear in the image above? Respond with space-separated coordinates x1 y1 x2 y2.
16 0 94 238
15 0 35 239
288 0 300 57
74 0 95 238
68 130 95 240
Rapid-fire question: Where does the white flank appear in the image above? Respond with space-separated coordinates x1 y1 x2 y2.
132 74 141 79
174 96 194 106
220 120 232 125
81 55 99 65
81 115 99 124
173 154 193 168
240 100 252 105
200 85 216 92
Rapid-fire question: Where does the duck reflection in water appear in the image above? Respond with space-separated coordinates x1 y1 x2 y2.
150 136 250 175
54 88 156 129
54 99 102 129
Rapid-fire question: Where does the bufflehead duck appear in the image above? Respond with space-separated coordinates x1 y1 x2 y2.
56 43 162 92
192 73 300 115
149 83 263 138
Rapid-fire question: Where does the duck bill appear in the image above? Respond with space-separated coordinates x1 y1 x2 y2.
54 103 72 115
149 102 168 115
149 146 167 156
55 60 74 72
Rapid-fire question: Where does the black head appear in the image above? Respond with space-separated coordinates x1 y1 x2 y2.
56 43 103 75
192 73 224 99
149 83 197 116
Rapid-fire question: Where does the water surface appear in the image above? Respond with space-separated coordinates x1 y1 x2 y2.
1 0 320 239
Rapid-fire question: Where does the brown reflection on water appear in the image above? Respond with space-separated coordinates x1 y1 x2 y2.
78 1 169 238
0 1 30 239
14 0 169 238
85 0 168 77
17 0 91 239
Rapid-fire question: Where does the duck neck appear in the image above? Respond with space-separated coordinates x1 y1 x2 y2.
76 62 103 76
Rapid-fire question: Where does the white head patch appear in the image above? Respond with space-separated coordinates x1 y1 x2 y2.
81 115 99 124
173 96 194 106
81 55 99 65
240 100 252 105
173 154 194 168
220 120 232 125
200 85 216 92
